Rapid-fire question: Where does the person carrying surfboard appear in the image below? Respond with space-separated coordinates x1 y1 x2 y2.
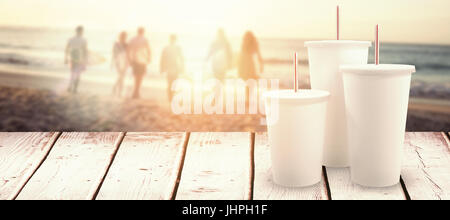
65 26 88 94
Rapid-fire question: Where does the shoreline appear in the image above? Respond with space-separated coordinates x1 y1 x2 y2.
0 68 448 132
0 68 448 110
0 85 448 132
409 98 450 114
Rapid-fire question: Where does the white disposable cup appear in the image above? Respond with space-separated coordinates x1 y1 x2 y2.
305 40 371 167
264 89 329 187
341 64 415 187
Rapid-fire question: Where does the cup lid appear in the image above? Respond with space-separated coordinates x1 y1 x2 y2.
305 40 372 48
340 64 416 75
263 89 330 103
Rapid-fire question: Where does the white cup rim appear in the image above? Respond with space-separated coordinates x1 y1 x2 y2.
263 89 330 103
305 40 372 48
340 64 416 75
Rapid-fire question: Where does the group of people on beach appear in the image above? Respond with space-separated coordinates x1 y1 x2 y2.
64 26 264 101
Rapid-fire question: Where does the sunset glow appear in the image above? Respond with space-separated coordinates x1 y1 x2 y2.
1 0 450 44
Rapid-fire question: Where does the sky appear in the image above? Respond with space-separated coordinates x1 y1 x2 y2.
1 0 450 44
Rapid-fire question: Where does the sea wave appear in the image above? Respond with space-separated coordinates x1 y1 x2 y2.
410 80 450 99
0 53 32 66
416 63 450 71
0 43 61 51
381 43 450 56
0 51 105 68
0 43 33 50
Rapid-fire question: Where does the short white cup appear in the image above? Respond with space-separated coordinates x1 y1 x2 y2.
264 89 329 187
305 40 371 167
340 64 415 187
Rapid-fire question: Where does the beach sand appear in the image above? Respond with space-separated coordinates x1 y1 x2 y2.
0 85 448 132
407 102 450 131
0 86 266 131
0 69 448 132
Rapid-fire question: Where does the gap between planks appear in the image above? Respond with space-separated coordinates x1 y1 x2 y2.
15 132 125 200
10 132 445 200
96 132 248 200
92 132 126 200
174 132 253 200
173 132 327 200
249 132 255 200
253 132 330 200
322 139 406 200
10 132 62 200
322 166 332 200
444 132 450 147
94 132 189 200
399 176 412 200
170 132 191 200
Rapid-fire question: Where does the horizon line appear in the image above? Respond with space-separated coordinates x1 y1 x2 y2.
0 24 449 47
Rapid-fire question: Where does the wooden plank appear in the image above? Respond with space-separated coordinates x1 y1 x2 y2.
253 132 328 200
325 132 411 200
326 132 409 200
0 132 59 200
96 132 187 200
326 167 406 200
175 132 252 200
16 132 124 200
401 132 450 200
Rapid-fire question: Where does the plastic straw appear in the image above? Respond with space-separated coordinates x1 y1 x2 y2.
375 24 379 65
337 6 340 40
294 52 298 92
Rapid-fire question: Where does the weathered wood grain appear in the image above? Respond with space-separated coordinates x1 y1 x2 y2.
253 132 329 200
2 131 447 200
326 167 406 200
175 132 252 200
401 132 450 200
16 132 124 200
0 132 59 200
96 132 187 200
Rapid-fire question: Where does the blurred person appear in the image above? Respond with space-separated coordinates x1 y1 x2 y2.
128 27 151 99
111 31 129 97
238 31 263 80
160 34 184 102
65 26 88 94
206 28 232 81
238 31 264 111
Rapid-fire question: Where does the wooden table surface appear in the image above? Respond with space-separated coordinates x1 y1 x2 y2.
0 132 448 200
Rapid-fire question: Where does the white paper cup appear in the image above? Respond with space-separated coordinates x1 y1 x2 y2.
305 40 371 167
341 64 415 187
264 89 329 187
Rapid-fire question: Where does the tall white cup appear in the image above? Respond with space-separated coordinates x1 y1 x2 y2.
264 89 329 187
305 40 371 167
341 64 415 187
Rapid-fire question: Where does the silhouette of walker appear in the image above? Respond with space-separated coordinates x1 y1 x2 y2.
65 26 88 94
238 31 263 81
128 27 151 99
206 29 232 82
160 34 184 102
238 31 264 109
111 31 129 97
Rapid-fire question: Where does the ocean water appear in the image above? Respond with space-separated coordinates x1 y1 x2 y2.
0 26 449 101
